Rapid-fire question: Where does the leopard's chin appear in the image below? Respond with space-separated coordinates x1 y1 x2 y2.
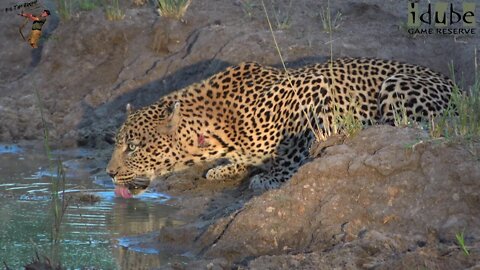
114 177 151 198
128 186 148 195
128 177 151 192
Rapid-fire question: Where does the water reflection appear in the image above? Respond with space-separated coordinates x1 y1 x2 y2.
0 144 184 269
0 144 23 154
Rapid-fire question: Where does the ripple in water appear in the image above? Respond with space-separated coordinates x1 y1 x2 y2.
0 144 186 269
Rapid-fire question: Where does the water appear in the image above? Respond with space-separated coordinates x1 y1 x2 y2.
0 143 186 269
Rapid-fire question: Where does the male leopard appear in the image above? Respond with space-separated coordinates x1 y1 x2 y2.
106 58 453 195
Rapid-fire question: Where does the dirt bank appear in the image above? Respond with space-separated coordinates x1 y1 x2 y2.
0 0 478 146
148 126 480 269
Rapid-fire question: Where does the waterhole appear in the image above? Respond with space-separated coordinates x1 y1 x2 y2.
0 143 187 269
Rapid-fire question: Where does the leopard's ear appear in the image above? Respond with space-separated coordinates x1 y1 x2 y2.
157 101 181 134
167 101 181 129
173 101 181 114
126 103 134 115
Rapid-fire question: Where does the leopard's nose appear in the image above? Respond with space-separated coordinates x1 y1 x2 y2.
106 168 117 179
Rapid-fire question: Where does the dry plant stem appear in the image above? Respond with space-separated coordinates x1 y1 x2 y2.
260 0 292 87
34 88 67 265
261 0 326 141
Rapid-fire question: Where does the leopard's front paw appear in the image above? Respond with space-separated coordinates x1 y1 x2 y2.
205 163 247 181
205 167 224 181
249 174 281 191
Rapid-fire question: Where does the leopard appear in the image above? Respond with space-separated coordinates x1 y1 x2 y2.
106 58 453 195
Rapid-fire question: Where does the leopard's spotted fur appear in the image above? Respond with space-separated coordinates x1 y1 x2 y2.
106 58 453 192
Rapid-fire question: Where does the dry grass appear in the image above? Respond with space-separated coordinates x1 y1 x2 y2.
320 3 342 34
156 0 191 21
105 0 125 21
430 55 480 141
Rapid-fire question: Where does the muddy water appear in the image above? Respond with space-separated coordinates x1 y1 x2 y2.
0 144 186 269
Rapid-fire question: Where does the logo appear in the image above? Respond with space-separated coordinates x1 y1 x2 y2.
4 0 39 13
407 2 476 35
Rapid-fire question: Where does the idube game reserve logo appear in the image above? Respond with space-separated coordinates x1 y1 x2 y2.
407 2 476 35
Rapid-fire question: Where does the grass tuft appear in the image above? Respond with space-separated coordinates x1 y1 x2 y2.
55 0 74 20
455 231 470 256
311 97 364 142
105 0 125 21
333 104 364 138
271 0 293 30
78 0 99 11
156 0 191 21
320 3 342 34
133 0 148 6
392 101 415 128
240 0 257 18
430 55 480 140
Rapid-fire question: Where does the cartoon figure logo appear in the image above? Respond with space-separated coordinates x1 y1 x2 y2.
18 9 50 48
4 0 52 48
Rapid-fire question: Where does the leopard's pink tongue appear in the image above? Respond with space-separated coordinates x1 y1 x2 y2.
114 186 133 199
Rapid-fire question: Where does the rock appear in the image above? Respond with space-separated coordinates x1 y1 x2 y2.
176 126 480 268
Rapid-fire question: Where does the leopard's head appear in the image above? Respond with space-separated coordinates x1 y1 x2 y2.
106 101 187 197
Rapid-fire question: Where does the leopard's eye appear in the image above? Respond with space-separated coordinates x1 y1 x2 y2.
127 144 137 152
